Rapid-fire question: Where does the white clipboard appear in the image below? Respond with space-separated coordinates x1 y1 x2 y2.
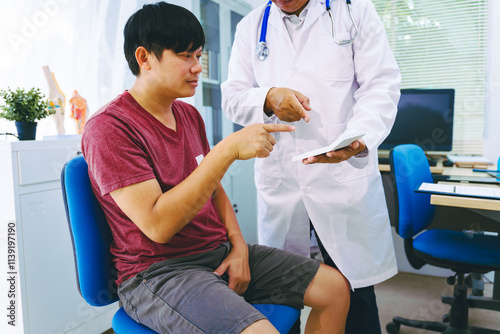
416 182 500 200
292 132 365 162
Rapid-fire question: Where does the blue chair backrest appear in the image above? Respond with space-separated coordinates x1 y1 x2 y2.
390 144 436 239
61 155 118 307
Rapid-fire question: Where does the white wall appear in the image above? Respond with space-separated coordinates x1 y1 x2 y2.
484 0 500 163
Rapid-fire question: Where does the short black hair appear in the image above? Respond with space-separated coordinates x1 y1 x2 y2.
124 2 205 76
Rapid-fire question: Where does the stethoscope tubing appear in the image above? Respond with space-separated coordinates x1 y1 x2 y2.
255 0 358 61
259 0 272 44
326 0 352 10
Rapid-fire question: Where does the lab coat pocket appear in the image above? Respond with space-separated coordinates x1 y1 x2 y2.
254 140 282 189
330 160 373 184
315 35 354 82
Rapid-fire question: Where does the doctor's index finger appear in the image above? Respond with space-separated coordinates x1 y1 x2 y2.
293 90 312 110
262 124 296 133
291 91 311 122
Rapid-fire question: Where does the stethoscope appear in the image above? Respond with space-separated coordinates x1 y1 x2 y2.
255 0 359 61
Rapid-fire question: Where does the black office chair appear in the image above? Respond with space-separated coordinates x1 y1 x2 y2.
386 144 500 334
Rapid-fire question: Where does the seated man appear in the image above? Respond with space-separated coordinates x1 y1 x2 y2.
81 2 349 333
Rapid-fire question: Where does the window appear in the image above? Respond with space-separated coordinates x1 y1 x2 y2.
372 0 489 154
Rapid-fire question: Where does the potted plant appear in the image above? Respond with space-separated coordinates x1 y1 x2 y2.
0 87 53 140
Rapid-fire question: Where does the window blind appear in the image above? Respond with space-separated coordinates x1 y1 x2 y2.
372 0 489 154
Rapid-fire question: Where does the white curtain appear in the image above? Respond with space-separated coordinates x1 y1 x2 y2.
0 0 192 138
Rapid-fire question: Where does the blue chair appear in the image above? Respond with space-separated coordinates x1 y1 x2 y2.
61 155 300 334
386 144 500 334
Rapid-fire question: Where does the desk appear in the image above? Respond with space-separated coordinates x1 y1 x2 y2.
431 166 500 212
428 171 500 306
431 194 500 212
378 163 445 174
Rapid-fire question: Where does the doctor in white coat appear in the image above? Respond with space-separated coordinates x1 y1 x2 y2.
222 0 400 332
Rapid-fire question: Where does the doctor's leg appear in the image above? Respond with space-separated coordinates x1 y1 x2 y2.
312 223 382 334
288 316 301 334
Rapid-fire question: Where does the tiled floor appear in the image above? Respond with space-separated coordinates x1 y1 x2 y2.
298 272 500 333
376 272 500 333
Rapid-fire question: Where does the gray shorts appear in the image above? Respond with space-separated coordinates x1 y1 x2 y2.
118 242 320 334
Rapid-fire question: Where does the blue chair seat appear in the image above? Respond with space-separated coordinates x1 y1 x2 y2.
112 304 300 334
413 229 500 269
113 307 157 333
252 304 301 333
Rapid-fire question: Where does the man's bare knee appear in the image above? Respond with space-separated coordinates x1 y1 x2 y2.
240 319 279 334
305 264 350 310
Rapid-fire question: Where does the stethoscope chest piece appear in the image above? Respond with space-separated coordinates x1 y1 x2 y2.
255 41 269 61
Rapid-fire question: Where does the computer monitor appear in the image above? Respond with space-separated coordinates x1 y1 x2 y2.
379 88 455 152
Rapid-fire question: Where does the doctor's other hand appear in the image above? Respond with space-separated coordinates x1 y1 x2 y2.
302 139 367 165
264 87 311 123
224 123 295 161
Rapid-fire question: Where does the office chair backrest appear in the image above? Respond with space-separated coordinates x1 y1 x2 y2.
389 144 436 239
61 155 118 307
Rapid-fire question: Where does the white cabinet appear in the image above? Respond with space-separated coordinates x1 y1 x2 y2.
0 139 117 334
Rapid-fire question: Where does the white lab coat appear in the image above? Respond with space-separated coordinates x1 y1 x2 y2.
221 0 400 289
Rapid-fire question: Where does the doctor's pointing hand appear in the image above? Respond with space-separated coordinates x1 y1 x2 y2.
264 87 311 122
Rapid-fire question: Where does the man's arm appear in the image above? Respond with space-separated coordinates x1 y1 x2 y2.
211 183 250 295
110 123 294 244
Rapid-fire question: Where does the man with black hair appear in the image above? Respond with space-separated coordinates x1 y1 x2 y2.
82 2 349 333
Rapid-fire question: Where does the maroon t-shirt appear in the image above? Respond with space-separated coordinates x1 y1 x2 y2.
82 91 227 285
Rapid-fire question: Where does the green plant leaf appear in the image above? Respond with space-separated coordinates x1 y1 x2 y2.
0 87 53 122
